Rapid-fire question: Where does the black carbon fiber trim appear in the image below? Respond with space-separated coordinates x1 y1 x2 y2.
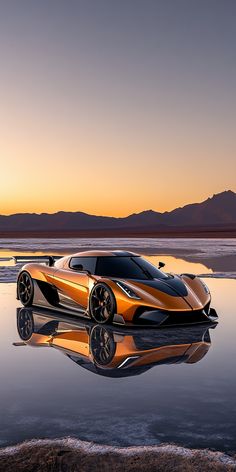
137 276 188 297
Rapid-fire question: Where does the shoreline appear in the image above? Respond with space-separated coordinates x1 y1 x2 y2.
1 239 236 277
1 248 236 277
0 438 235 472
0 247 200 256
1 230 236 238
0 240 236 273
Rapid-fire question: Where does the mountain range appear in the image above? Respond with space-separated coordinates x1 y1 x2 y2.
1 190 236 237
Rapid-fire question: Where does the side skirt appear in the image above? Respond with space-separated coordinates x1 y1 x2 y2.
32 280 127 325
32 280 90 318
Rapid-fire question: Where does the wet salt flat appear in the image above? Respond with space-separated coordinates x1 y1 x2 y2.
1 237 236 256
0 254 213 283
0 276 236 452
1 237 236 282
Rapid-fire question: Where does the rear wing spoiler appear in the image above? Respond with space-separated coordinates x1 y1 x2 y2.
12 255 63 266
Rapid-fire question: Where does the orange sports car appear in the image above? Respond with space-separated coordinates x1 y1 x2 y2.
16 250 218 326
14 307 216 377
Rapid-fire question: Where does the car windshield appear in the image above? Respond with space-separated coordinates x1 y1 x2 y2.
95 256 168 280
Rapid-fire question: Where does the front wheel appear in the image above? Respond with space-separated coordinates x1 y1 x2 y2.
89 283 116 324
90 325 116 365
17 271 34 307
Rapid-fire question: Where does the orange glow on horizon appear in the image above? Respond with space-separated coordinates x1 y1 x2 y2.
1 189 234 217
0 2 235 217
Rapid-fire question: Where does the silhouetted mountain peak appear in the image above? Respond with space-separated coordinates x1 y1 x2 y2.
210 190 236 202
0 190 235 233
135 210 157 217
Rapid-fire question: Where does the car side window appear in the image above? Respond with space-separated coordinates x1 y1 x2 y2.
69 257 97 274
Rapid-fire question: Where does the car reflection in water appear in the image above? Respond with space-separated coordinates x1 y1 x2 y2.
14 307 217 378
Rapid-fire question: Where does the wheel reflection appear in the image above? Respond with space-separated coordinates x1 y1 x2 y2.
15 307 217 378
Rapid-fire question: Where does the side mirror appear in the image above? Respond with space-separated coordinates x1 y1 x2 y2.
71 264 91 275
158 261 165 269
72 263 84 271
48 256 55 267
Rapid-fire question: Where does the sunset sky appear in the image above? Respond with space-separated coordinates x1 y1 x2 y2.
0 0 236 216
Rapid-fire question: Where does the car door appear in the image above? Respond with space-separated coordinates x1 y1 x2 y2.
53 257 97 310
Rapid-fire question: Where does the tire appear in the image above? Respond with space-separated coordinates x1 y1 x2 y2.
90 325 116 366
17 308 34 341
89 283 116 324
17 271 34 307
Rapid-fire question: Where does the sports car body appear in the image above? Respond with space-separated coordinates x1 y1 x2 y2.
14 307 216 377
16 250 218 326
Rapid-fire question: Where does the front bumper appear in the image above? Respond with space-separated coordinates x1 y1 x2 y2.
132 307 218 327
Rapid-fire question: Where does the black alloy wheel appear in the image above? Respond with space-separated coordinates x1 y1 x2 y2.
17 308 34 341
90 325 116 366
18 271 34 307
89 283 116 324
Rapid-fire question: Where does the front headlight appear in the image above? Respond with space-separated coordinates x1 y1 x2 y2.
201 279 210 294
115 281 141 299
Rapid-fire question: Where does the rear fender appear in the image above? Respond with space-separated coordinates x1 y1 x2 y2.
17 264 58 307
21 263 56 284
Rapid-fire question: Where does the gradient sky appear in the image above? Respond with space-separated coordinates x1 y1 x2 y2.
0 0 236 216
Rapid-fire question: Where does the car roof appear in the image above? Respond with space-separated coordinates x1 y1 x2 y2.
71 250 139 257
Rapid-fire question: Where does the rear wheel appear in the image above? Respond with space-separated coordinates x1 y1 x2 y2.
18 271 34 307
89 283 116 324
17 308 34 341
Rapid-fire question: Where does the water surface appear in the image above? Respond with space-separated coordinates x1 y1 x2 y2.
1 237 236 277
0 275 235 452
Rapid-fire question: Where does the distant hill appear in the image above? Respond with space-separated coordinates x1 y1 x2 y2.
1 190 236 237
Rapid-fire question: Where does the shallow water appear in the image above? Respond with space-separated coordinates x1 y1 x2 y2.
1 237 236 282
0 275 235 452
0 237 236 256
0 253 212 283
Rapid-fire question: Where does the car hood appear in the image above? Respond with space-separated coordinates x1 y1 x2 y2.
118 275 209 311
